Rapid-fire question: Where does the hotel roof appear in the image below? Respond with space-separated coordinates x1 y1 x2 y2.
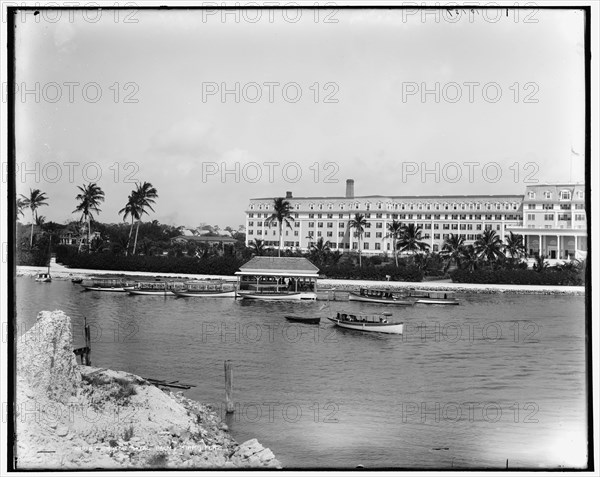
249 194 523 201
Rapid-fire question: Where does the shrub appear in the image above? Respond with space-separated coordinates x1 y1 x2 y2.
450 268 583 286
320 263 423 282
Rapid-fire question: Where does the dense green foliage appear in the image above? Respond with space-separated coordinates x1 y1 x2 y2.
56 246 244 275
451 267 584 286
320 263 423 282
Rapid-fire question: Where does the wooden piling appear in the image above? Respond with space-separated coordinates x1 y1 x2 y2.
84 316 91 366
224 360 234 414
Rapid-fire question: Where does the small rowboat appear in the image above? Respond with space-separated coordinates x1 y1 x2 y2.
35 273 52 283
285 315 321 325
328 311 404 335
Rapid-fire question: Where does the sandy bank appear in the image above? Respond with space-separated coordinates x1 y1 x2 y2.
15 310 281 470
17 264 585 295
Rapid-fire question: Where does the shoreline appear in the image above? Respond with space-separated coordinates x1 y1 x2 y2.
16 264 585 295
16 310 281 469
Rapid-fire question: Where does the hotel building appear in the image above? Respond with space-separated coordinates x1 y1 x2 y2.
245 180 587 261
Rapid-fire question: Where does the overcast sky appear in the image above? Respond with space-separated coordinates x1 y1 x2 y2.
13 6 586 228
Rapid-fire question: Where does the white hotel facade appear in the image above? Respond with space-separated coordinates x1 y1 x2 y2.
245 180 587 261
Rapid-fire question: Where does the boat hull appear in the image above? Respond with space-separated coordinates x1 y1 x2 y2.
348 292 413 305
415 299 459 305
83 286 134 292
173 290 236 298
239 292 316 301
285 315 321 324
327 317 404 334
128 290 177 296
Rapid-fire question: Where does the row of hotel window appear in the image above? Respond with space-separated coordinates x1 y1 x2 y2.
249 213 523 222
248 203 584 220
527 214 586 221
249 202 521 212
248 224 506 237
256 234 503 251
527 190 584 200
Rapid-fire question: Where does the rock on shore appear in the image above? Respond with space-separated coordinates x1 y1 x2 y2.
15 310 281 469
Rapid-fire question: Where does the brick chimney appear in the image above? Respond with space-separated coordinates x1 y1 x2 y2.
286 191 293 199
345 179 354 199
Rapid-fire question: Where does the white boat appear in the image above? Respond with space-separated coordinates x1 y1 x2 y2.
407 290 459 305
237 282 316 301
328 311 404 334
237 291 308 301
35 273 52 283
173 280 236 298
349 288 413 305
82 277 134 292
128 281 186 296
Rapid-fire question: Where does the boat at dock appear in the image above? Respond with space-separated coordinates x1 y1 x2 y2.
35 273 52 283
173 280 237 298
238 286 306 300
81 277 134 292
128 281 186 296
285 315 321 325
235 256 319 301
348 287 413 305
328 311 404 334
407 290 460 305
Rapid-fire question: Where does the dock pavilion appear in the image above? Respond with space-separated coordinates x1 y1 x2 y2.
235 256 320 300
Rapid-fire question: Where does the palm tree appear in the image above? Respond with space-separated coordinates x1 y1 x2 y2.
441 233 465 272
504 231 526 264
264 197 293 257
460 244 479 272
397 223 429 256
348 213 368 267
309 237 331 266
16 197 26 221
249 238 265 256
386 220 403 267
128 182 159 255
73 183 105 252
19 188 49 247
474 229 505 265
533 254 548 273
119 193 141 256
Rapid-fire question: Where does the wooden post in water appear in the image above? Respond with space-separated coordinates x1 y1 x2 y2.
84 316 91 366
224 360 234 414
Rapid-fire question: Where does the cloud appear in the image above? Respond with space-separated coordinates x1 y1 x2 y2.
151 119 215 157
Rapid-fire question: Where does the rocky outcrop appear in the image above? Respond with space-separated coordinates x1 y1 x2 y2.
17 310 80 404
15 310 281 470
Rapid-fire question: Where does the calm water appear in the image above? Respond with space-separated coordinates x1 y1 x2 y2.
15 277 588 469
